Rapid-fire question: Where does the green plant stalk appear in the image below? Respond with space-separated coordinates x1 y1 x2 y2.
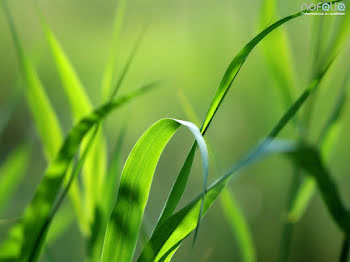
339 234 350 262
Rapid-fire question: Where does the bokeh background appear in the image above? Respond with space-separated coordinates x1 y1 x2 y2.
0 0 350 261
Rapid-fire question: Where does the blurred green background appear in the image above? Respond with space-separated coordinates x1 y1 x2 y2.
0 0 350 261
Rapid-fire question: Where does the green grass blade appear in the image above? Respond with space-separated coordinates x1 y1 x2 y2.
287 145 349 232
259 0 296 107
101 0 128 101
288 74 349 222
139 55 336 259
100 118 208 262
177 89 256 257
138 140 297 262
220 188 256 262
155 8 307 230
0 144 31 213
1 1 62 160
0 84 156 262
35 8 108 228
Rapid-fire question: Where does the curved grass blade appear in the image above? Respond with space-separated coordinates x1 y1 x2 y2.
220 188 256 262
288 73 349 222
259 0 296 107
155 7 309 230
0 83 156 262
137 140 297 262
101 0 128 101
0 143 31 213
100 118 208 262
139 53 337 259
1 0 62 160
177 89 256 256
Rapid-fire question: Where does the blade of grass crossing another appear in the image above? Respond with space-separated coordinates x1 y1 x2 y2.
100 118 209 262
138 54 337 259
0 84 156 262
155 7 310 230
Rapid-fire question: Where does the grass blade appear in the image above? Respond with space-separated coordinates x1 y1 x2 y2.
35 7 108 227
220 188 256 262
139 49 337 258
137 140 297 262
155 7 308 230
0 84 156 262
1 0 62 160
0 143 31 213
287 144 349 232
259 0 296 107
100 118 208 262
288 73 349 222
101 0 128 101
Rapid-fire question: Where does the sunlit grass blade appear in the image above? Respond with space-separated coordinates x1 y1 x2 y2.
0 143 31 213
0 83 156 262
137 140 297 262
1 0 62 160
35 7 108 228
288 73 349 222
287 144 349 232
100 118 208 262
155 8 308 230
259 0 296 107
220 188 256 262
101 0 128 101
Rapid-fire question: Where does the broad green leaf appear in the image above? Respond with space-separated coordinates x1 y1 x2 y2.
155 8 307 230
287 144 349 232
100 118 208 262
101 0 128 101
36 9 107 228
288 74 349 222
138 140 297 262
220 188 256 262
1 1 62 160
259 0 296 107
0 83 156 262
0 143 31 213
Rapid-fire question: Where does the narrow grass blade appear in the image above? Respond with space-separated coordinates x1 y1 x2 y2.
101 0 128 101
1 1 62 159
177 89 255 255
287 144 349 232
0 144 31 213
137 140 297 262
288 73 349 222
155 8 308 230
0 84 156 262
259 0 296 107
220 188 256 262
35 8 108 227
100 118 208 262
138 57 336 259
